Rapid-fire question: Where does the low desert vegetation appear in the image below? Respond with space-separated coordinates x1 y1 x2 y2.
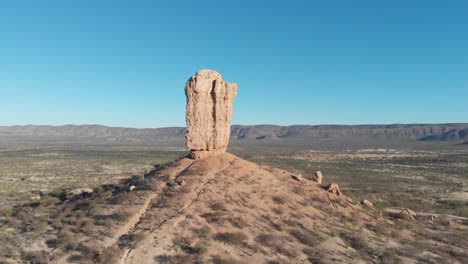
214 231 249 247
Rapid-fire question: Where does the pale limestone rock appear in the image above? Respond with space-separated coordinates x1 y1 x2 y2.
312 171 323 185
185 70 238 159
361 199 373 208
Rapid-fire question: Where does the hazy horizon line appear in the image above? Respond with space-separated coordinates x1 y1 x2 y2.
1 122 468 130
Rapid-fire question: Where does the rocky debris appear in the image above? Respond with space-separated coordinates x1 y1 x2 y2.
129 185 136 191
396 208 417 220
324 183 342 196
185 70 238 160
312 171 323 184
361 199 373 208
292 173 303 181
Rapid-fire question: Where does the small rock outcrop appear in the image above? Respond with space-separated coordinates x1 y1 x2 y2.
185 70 238 159
292 173 304 182
397 208 417 220
324 183 342 196
361 199 373 208
312 171 323 185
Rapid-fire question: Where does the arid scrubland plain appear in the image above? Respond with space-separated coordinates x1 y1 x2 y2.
1 124 467 263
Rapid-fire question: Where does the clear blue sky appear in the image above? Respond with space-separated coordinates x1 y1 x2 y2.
0 0 467 128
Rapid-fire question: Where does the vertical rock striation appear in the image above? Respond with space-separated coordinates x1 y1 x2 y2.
185 70 238 159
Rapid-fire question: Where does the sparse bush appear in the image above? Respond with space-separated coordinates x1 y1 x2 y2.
79 219 97 235
67 254 83 262
155 253 197 264
339 230 368 252
120 232 146 247
201 211 225 223
111 208 133 222
173 235 191 251
57 231 80 251
0 208 13 217
366 220 391 236
288 228 323 247
292 212 304 219
272 207 284 215
77 245 100 262
374 200 390 211
21 250 49 264
303 247 326 264
291 185 304 194
267 220 286 232
378 248 399 264
272 195 287 205
411 239 428 253
210 202 227 211
96 246 121 264
155 194 178 209
228 216 247 228
256 234 298 258
215 232 248 246
193 226 212 239
212 255 241 264
191 242 208 254
73 201 96 212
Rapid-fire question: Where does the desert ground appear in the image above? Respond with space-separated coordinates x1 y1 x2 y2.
3 138 466 216
0 137 467 263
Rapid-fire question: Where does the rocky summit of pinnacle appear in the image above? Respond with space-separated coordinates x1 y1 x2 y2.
185 70 238 160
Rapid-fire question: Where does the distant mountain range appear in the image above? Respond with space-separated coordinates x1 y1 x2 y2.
1 124 467 144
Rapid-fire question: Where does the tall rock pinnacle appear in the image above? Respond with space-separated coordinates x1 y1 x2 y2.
185 70 238 159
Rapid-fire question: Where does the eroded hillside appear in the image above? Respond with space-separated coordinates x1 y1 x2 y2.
1 153 466 264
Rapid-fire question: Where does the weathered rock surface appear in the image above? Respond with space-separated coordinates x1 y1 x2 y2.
397 208 417 220
292 173 303 182
312 171 323 185
185 70 238 159
324 183 342 196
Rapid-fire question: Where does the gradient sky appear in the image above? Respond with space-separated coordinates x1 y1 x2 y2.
0 0 467 128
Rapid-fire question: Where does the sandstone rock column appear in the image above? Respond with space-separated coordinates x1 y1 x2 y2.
185 70 238 159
